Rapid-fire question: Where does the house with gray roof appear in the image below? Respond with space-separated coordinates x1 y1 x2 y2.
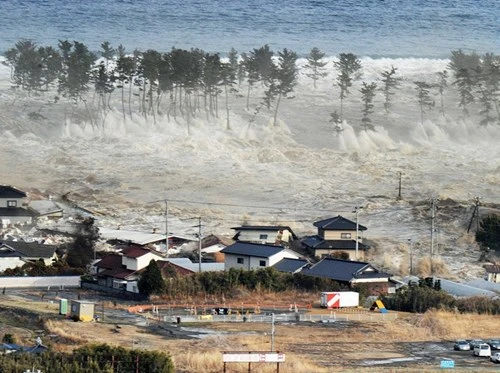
273 258 310 274
302 215 368 260
221 242 301 271
0 240 58 272
0 185 36 227
301 257 394 295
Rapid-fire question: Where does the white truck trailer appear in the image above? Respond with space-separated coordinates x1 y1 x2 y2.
320 291 359 308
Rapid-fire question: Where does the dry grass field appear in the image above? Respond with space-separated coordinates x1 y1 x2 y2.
1 292 499 372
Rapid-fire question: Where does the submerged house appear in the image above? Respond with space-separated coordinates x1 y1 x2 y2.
231 225 298 245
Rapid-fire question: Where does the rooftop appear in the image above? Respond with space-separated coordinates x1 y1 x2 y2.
221 242 288 258
313 215 367 231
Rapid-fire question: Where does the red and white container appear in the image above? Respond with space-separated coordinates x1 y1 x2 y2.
320 291 359 308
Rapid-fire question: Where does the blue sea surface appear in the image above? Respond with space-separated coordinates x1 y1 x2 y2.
0 0 498 58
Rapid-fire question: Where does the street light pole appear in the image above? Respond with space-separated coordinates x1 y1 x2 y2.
271 313 275 352
408 239 413 275
353 206 363 260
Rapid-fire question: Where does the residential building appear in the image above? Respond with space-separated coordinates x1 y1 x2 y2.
221 242 300 270
273 258 310 274
231 225 297 245
484 264 500 283
0 185 36 227
94 246 164 291
302 215 368 260
300 257 394 295
0 240 58 272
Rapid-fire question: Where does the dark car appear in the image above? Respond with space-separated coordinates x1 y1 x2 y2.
454 340 471 351
469 339 484 349
487 339 500 350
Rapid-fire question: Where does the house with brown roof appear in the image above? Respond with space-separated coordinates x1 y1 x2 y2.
302 215 368 260
94 246 165 292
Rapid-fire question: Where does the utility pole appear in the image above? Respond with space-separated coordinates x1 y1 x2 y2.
467 196 481 233
408 239 413 275
430 198 437 275
197 217 202 273
271 313 275 352
397 172 402 200
165 200 169 258
353 206 363 260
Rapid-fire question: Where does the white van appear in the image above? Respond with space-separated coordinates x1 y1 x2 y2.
473 343 491 357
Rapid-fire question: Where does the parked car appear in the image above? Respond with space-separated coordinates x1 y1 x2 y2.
454 339 471 351
469 339 484 349
473 343 491 357
491 352 500 363
487 339 500 350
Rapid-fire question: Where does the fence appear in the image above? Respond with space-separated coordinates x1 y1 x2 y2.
161 311 398 324
0 276 80 288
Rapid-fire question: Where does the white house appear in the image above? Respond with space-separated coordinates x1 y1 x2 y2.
0 240 58 272
0 185 35 227
220 242 301 271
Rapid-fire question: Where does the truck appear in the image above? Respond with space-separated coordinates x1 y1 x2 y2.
320 291 359 309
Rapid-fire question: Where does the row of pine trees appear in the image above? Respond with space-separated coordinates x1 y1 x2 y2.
3 40 500 131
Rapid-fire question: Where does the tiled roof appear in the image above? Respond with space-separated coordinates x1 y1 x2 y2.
484 264 500 273
302 236 369 250
122 245 158 258
301 257 386 283
221 242 286 258
95 253 122 269
313 215 367 231
0 240 57 258
0 185 27 199
273 258 309 273
231 225 298 239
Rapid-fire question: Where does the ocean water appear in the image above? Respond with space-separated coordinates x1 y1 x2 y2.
1 0 498 58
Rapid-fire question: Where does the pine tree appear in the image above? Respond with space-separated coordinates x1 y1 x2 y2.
435 70 448 116
414 81 435 125
138 259 165 296
264 48 298 127
333 53 362 121
380 66 402 114
360 81 377 130
305 47 328 89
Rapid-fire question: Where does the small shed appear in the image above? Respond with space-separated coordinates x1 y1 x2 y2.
70 300 95 322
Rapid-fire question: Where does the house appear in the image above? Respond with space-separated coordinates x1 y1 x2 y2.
231 225 298 245
273 258 310 274
99 227 195 255
94 245 165 291
302 215 368 260
156 258 224 278
300 257 394 295
484 264 500 283
0 185 36 227
220 242 301 271
0 240 58 272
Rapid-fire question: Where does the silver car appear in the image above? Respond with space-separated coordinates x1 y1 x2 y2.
453 339 471 351
490 352 500 363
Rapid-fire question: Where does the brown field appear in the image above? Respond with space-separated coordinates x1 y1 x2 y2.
0 291 499 372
